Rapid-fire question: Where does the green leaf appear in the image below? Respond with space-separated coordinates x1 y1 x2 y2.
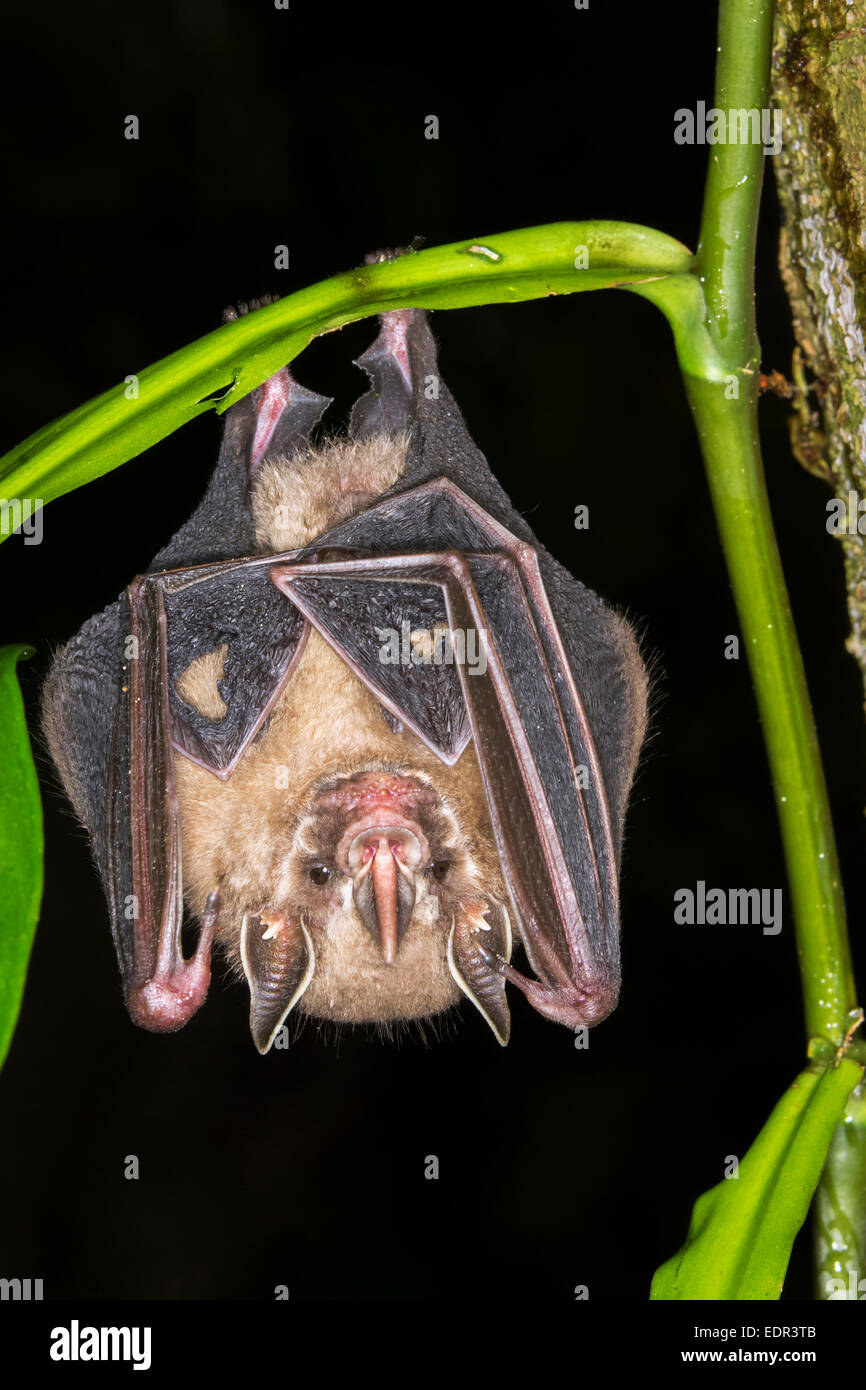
0 222 694 538
0 644 43 1069
651 1058 863 1300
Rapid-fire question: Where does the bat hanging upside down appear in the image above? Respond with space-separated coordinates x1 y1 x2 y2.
43 294 648 1051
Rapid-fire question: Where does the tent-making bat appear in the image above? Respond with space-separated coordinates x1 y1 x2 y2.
42 297 648 1051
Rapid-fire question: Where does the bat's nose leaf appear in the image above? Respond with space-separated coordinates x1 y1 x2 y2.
447 901 512 1046
240 911 315 1054
352 841 416 963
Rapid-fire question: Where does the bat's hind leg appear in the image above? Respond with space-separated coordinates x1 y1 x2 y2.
125 890 220 1033
483 949 618 1032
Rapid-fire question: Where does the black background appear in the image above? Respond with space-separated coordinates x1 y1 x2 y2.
0 0 863 1302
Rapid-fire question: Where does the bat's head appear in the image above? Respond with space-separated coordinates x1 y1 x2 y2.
258 768 510 1040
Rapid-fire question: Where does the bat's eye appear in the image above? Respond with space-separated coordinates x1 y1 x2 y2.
430 860 451 882
308 865 331 885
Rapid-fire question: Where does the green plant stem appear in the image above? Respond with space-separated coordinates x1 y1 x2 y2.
677 0 862 1300
696 0 774 362
688 0 856 1045
684 376 854 1040
0 222 693 526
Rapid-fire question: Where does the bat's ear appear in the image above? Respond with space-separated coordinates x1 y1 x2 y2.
447 901 512 1046
240 911 315 1054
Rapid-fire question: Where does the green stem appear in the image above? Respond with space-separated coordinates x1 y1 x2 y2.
0 222 693 525
675 0 862 1300
684 377 854 1040
686 0 855 1045
696 0 773 361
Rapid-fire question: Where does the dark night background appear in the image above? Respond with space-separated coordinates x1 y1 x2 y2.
0 0 863 1303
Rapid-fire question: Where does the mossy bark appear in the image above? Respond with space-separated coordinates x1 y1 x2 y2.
773 1 866 687
772 0 866 1301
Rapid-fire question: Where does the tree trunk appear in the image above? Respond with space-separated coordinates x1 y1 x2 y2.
772 0 866 1302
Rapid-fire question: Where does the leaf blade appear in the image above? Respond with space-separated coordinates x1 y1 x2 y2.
650 1059 863 1300
0 644 43 1069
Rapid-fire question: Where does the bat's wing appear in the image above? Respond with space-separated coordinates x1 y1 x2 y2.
102 552 310 1027
42 298 330 1031
106 477 626 1037
272 477 621 1031
336 307 646 867
105 571 208 1027
160 561 308 776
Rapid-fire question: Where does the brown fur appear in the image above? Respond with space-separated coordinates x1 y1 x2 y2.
175 644 229 720
251 432 409 551
175 630 504 1022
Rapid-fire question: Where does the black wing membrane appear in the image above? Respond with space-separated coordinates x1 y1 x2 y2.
42 310 334 1031
281 571 470 762
107 573 195 1027
109 556 309 1027
162 563 308 776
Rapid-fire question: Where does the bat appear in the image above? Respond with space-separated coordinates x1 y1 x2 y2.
42 292 648 1052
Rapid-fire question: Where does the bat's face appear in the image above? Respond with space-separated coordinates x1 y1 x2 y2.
175 626 512 1047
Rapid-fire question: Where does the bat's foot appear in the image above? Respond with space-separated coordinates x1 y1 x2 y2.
126 890 220 1034
222 295 280 322
362 241 424 266
489 955 619 1032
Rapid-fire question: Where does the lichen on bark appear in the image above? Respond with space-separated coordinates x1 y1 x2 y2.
773 0 866 697
773 0 866 1300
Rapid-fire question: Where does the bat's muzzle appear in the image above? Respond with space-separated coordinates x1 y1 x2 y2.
348 826 422 964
